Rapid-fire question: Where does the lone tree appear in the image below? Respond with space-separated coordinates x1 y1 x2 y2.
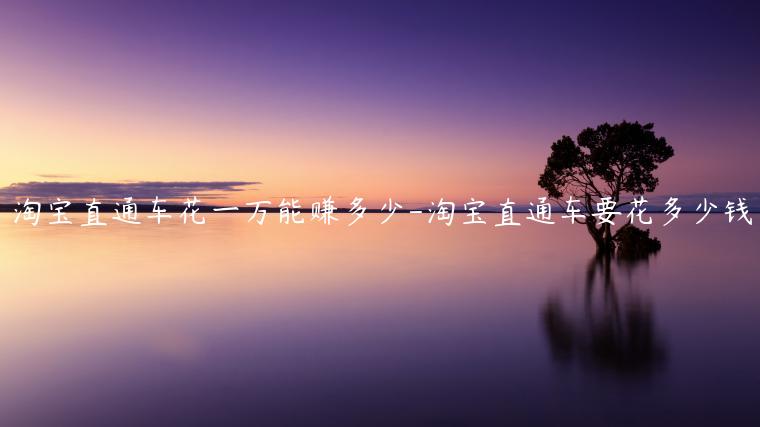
538 121 674 254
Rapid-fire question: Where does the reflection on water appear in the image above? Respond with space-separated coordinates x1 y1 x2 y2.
543 254 666 377
0 214 758 425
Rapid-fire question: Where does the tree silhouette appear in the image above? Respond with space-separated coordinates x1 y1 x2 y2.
538 121 674 253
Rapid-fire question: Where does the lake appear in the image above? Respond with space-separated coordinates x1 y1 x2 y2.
0 213 757 426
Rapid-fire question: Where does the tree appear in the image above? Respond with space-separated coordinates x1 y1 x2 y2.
538 121 674 253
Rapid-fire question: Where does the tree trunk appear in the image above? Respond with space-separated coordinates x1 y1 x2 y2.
586 219 615 254
602 223 615 253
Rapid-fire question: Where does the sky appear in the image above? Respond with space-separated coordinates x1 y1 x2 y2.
1 1 758 206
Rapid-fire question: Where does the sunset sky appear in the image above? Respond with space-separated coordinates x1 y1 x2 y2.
1 1 758 206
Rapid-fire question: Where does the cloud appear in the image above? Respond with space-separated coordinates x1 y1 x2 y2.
0 181 260 202
36 173 78 179
646 192 760 210
267 195 347 200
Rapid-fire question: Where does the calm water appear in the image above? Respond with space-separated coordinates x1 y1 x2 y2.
0 213 758 426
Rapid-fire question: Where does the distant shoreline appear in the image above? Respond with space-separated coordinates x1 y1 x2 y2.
0 204 756 214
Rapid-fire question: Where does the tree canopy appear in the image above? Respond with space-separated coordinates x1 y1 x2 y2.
538 121 674 252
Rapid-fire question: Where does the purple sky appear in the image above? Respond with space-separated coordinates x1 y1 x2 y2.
0 1 758 204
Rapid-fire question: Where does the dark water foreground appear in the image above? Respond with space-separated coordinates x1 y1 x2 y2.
0 214 757 426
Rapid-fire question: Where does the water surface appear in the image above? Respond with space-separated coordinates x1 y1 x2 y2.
0 213 758 426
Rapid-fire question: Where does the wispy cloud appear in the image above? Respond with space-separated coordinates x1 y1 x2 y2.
0 181 260 202
646 192 760 210
267 195 347 200
36 173 78 179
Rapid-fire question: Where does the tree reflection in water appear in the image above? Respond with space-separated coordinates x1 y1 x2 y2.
543 253 666 378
